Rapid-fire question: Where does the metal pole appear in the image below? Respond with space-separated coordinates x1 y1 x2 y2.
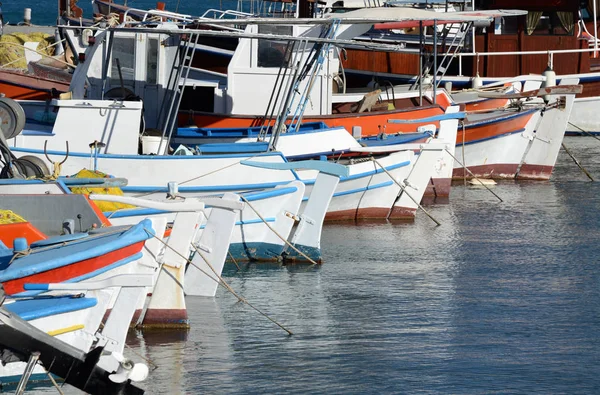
433 19 437 105
471 0 476 54
595 0 598 57
419 21 423 106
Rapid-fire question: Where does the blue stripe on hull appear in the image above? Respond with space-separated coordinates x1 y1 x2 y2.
0 373 60 386
228 242 285 262
282 244 322 263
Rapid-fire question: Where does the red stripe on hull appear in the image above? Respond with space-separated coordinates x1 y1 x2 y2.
3 242 144 295
452 164 554 180
388 206 417 221
324 207 391 221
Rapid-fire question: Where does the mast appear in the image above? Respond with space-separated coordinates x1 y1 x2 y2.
595 0 598 57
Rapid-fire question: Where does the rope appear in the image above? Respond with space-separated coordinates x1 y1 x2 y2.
133 153 261 198
444 149 504 202
46 371 65 395
8 248 31 265
44 162 62 181
567 121 600 142
228 250 242 271
561 142 594 181
0 40 74 70
143 229 293 335
370 157 442 226
239 195 319 265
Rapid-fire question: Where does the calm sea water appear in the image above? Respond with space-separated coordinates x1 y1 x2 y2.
2 0 240 26
21 137 600 394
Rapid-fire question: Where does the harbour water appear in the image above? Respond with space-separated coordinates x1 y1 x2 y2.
2 0 242 26
20 137 600 394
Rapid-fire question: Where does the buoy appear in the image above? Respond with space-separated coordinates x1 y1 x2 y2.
541 66 556 103
471 73 483 90
542 66 556 88
23 8 32 25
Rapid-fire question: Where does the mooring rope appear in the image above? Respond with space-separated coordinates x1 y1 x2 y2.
143 229 293 335
370 157 442 226
239 195 319 265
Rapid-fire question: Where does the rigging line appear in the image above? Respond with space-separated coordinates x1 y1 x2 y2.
143 229 293 335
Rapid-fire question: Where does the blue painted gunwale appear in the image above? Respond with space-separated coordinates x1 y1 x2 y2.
10 147 290 161
0 220 153 283
4 296 97 321
120 159 410 193
175 121 331 138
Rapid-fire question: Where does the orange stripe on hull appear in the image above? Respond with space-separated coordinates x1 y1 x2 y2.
0 82 54 101
2 242 145 295
0 223 46 248
460 112 533 144
182 106 445 136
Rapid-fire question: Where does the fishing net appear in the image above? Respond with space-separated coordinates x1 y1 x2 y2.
0 210 27 224
69 169 136 212
0 33 55 70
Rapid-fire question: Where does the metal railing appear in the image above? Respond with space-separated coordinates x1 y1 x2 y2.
455 47 600 76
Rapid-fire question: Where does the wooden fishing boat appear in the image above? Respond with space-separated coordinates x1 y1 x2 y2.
0 274 152 390
0 69 69 100
339 1 600 134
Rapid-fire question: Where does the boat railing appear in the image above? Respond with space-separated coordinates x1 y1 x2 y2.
120 7 195 25
455 47 600 76
200 8 254 20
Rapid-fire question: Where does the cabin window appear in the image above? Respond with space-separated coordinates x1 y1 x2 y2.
147 38 159 85
110 37 136 87
257 25 292 68
494 16 519 35
528 12 575 36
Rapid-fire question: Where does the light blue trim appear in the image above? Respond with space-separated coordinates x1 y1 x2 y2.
10 147 288 161
21 131 55 136
388 112 466 123
176 121 331 138
5 296 98 321
241 159 349 177
121 181 296 193
302 160 410 186
17 252 143 297
200 217 277 229
243 186 298 202
330 181 394 198
0 220 153 283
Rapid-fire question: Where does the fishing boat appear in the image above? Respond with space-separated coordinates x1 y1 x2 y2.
0 191 244 327
3 23 438 222
338 1 600 135
0 275 151 390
